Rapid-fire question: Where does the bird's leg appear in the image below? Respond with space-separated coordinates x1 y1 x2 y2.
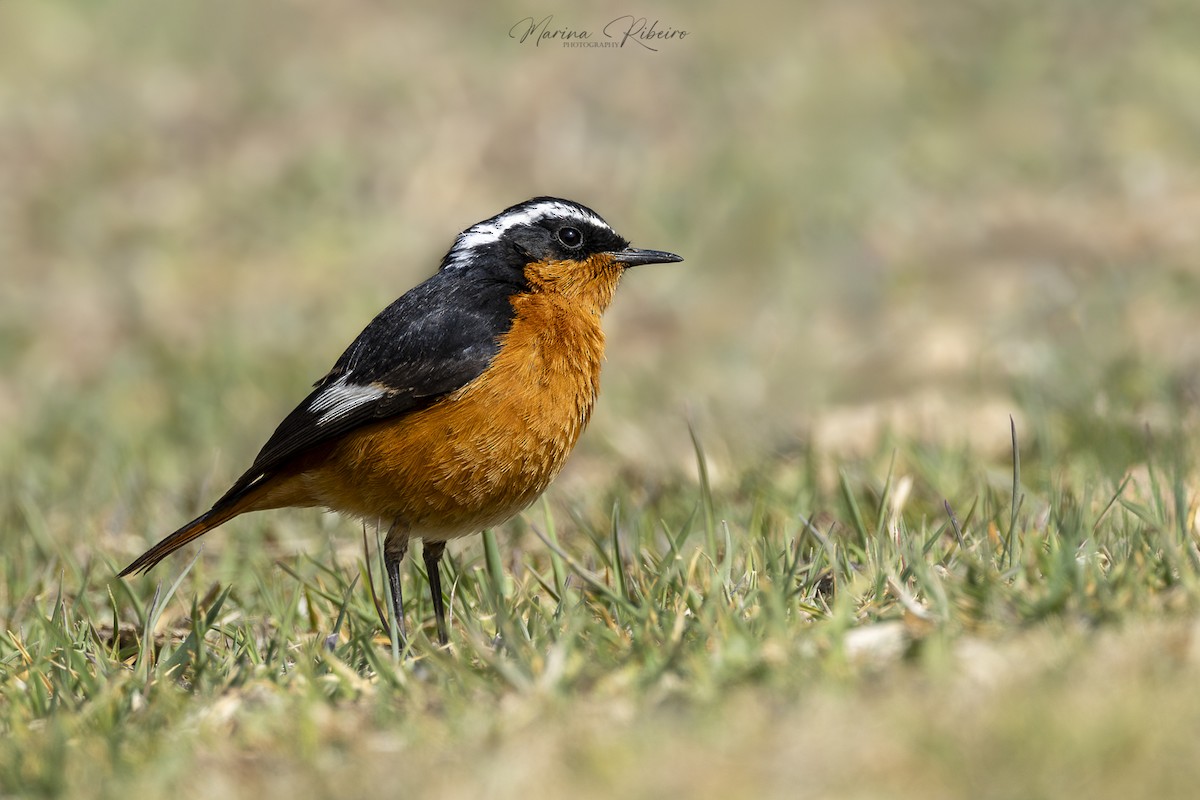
423 540 449 646
383 521 409 647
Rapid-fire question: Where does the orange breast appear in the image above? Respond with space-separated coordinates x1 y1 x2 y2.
295 288 609 537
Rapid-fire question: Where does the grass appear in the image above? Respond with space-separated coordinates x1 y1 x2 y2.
6 0 1200 797
7 422 1200 798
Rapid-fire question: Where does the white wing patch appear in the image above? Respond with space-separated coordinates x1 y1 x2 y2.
446 200 611 269
309 375 389 426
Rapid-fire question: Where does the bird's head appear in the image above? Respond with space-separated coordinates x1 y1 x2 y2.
441 197 682 314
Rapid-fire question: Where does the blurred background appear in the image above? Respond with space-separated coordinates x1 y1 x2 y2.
3 0 1200 564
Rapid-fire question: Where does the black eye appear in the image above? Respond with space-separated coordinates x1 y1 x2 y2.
557 226 582 248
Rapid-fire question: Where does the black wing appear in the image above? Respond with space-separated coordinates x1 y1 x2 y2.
213 269 521 506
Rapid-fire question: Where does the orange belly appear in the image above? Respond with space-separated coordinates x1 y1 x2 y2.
262 287 609 539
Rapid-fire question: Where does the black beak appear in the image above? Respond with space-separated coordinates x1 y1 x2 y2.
608 247 684 267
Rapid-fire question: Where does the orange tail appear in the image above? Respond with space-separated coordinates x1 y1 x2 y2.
118 495 254 577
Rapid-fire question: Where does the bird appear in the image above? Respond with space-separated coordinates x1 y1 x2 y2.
119 196 682 647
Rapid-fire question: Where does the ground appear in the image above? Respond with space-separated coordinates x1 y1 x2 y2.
4 1 1200 798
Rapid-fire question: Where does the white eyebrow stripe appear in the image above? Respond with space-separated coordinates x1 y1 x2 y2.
309 375 389 425
452 201 611 253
